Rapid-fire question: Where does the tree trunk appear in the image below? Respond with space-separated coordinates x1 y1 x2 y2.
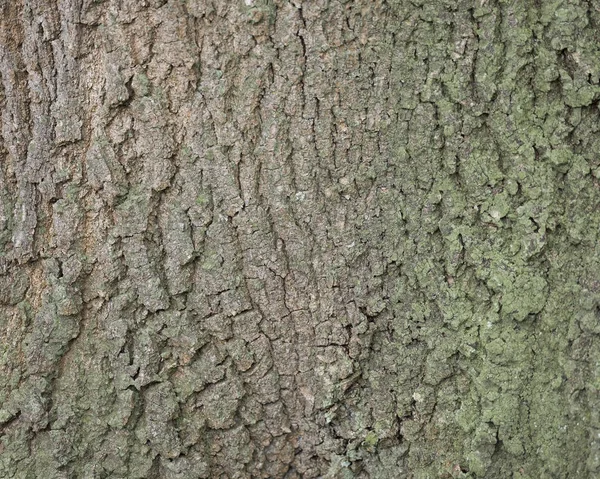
1 0 600 477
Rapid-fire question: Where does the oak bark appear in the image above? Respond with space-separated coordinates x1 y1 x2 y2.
1 0 600 478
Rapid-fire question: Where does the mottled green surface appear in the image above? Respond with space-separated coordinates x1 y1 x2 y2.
1 0 600 478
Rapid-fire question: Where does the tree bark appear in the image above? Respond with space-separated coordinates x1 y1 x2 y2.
1 0 600 477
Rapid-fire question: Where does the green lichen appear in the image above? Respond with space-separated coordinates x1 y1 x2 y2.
362 431 379 453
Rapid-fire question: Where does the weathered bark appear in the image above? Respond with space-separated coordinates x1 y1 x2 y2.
1 0 600 477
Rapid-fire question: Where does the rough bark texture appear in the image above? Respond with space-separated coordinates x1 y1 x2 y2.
1 0 600 478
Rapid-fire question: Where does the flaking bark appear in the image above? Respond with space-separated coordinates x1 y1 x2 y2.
1 1 600 478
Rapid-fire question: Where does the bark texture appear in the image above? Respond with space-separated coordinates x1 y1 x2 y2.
1 0 600 477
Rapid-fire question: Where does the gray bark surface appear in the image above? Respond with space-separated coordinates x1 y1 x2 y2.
1 0 600 477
